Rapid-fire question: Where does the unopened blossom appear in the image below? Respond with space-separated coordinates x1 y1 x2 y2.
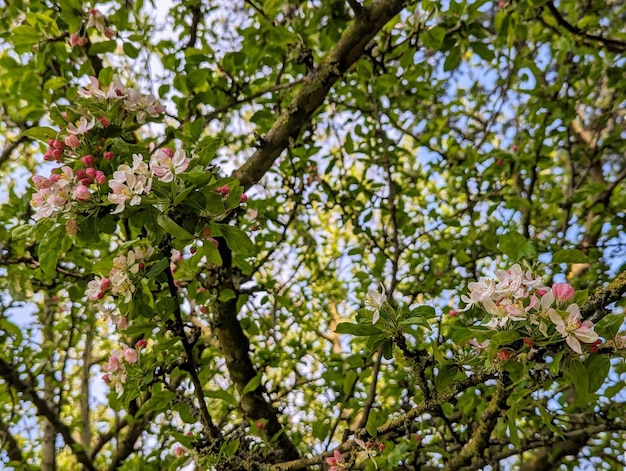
69 33 87 47
102 351 121 373
549 304 599 354
552 282 575 302
366 283 386 324
64 134 81 148
150 148 189 182
67 116 95 135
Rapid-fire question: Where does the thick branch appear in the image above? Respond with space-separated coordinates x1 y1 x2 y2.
582 269 626 323
232 0 410 190
0 358 95 471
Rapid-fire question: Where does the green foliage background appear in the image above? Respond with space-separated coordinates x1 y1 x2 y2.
0 0 625 470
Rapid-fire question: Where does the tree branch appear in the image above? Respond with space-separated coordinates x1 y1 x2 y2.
545 2 626 53
582 269 626 323
0 358 96 471
232 0 410 190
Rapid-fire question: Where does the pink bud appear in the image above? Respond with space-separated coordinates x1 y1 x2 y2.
256 421 264 429
240 193 248 203
76 169 86 180
80 178 92 186
100 278 111 291
497 350 511 361
102 374 112 383
44 150 54 161
51 149 64 161
160 148 174 158
104 151 115 161
536 288 548 296
511 144 518 152
117 316 129 331
215 185 229 197
97 116 110 128
448 309 459 318
95 171 107 184
47 139 55 146
104 28 116 39
552 282 575 301
74 185 91 201
85 167 97 179
81 155 96 167
64 135 80 148
69 34 87 47
136 339 147 349
51 139 65 150
174 446 185 458
49 174 61 183
523 337 534 348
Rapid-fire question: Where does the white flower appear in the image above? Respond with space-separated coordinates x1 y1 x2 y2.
107 155 152 213
366 283 386 324
549 304 599 354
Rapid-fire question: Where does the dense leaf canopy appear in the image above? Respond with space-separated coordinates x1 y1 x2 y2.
1 1 625 470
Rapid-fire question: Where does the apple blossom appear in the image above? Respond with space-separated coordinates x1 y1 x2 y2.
548 304 599 354
552 282 575 302
366 283 386 324
150 148 189 182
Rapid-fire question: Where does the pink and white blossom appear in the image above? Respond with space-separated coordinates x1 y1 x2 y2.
67 116 95 135
107 154 152 213
150 148 189 182
548 304 599 354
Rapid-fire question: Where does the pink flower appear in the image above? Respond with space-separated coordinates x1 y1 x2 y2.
123 346 138 364
326 450 345 471
102 353 121 373
549 304 599 354
86 276 111 300
552 282 575 301
149 148 189 182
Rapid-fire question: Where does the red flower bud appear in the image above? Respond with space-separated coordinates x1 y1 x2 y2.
104 151 115 161
240 193 248 203
81 155 96 167
136 339 147 349
98 116 111 128
95 171 107 184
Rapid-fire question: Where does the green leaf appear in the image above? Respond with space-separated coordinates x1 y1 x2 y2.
595 314 624 340
508 406 520 446
241 372 262 396
443 45 461 72
435 363 459 391
488 330 520 362
38 224 68 280
216 224 254 254
205 389 238 406
157 213 195 242
23 126 58 142
123 41 140 58
139 390 177 416
335 322 382 336
552 249 590 264
498 232 529 261
146 258 170 278
193 136 221 168
585 354 610 393
471 41 495 61
199 240 222 266
568 359 589 400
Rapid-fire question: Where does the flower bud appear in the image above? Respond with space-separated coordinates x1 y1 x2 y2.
64 135 80 148
104 151 115 161
102 374 112 384
95 171 107 184
81 155 96 167
552 282 575 301
51 149 64 161
215 185 229 197
136 339 147 349
117 316 129 331
85 167 97 178
240 193 248 203
98 116 111 128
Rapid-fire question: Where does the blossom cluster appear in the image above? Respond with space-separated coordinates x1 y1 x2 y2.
460 264 599 354
86 246 153 303
102 340 146 397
